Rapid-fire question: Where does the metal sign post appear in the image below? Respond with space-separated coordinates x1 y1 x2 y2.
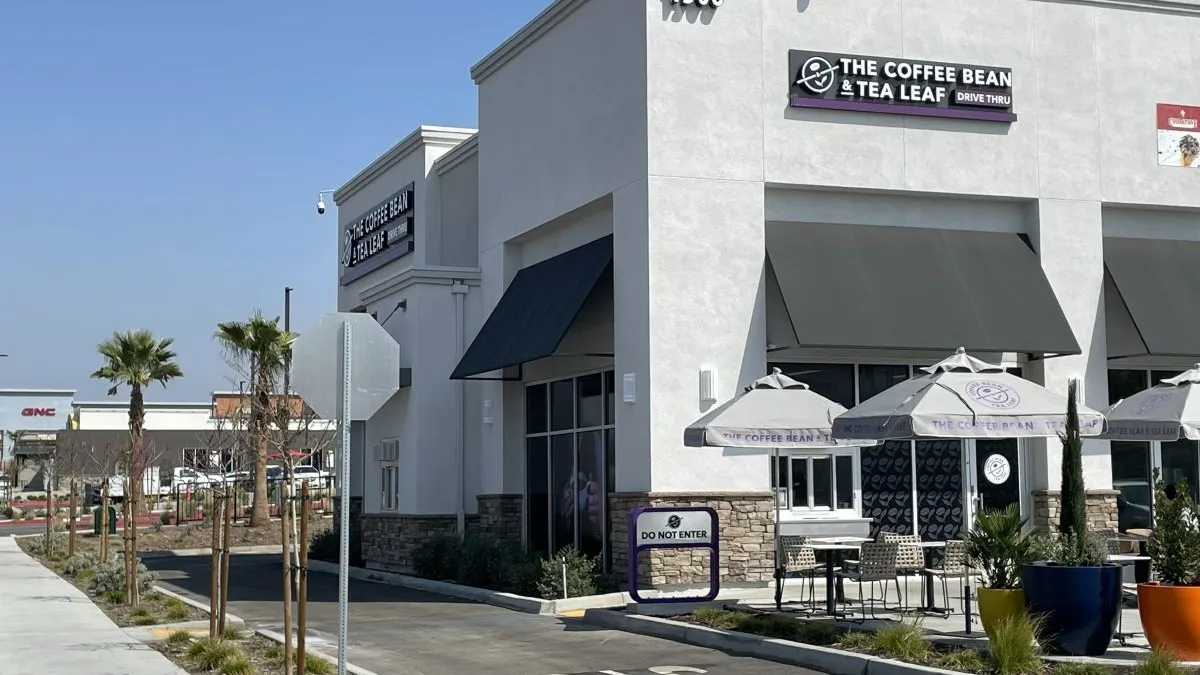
291 312 401 675
628 506 720 604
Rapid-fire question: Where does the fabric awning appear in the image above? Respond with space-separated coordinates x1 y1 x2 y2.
1105 237 1200 359
451 235 613 380
765 222 1080 355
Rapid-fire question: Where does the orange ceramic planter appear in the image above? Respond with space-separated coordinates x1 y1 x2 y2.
1138 582 1200 660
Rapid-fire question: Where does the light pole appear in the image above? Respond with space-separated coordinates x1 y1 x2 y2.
283 287 293 396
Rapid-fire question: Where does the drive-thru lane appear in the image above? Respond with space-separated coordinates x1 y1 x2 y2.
145 553 818 675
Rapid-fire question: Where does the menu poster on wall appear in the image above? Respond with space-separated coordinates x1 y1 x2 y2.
1158 103 1200 168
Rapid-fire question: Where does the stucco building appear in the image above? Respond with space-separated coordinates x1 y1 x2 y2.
331 0 1200 586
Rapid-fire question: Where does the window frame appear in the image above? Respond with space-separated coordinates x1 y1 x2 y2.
524 368 616 568
380 463 399 512
774 450 860 514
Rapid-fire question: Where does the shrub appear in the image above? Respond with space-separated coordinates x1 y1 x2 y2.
1147 469 1200 585
459 536 538 593
1 505 14 519
188 638 239 671
933 649 986 673
165 629 192 646
871 620 931 661
988 611 1044 675
159 511 173 526
217 653 253 675
164 602 190 621
966 504 1036 589
536 546 602 599
1055 663 1110 675
91 558 158 597
305 654 335 675
131 607 158 626
1136 649 1185 675
308 527 364 567
102 588 126 604
22 532 67 557
1058 378 1088 539
64 552 108 577
412 536 460 581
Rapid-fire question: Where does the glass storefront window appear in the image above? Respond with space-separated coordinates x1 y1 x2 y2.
1111 441 1153 532
1109 370 1150 406
771 363 855 409
772 453 855 511
1162 439 1200 505
525 371 616 567
859 365 910 402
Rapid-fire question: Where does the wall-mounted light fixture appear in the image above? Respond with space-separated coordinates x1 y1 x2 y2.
699 368 717 405
483 399 493 425
622 373 637 404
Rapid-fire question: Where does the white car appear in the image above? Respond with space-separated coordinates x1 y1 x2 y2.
291 465 331 487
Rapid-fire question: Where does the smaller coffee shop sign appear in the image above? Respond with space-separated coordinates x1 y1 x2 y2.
629 506 719 604
340 182 416 285
789 50 1016 123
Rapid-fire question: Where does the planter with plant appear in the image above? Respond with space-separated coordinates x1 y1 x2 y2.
1138 470 1200 660
964 503 1036 639
1021 379 1123 656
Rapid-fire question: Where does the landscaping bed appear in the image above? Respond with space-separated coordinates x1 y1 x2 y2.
26 519 331 554
17 536 206 627
153 629 335 675
673 609 1159 675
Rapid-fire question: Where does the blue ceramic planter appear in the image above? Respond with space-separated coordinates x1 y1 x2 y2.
1021 562 1123 656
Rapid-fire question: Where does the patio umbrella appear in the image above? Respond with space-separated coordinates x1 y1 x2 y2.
1103 364 1200 441
832 347 1105 441
684 367 873 610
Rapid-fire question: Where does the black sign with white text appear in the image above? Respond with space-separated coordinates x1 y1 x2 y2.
788 50 1016 123
340 182 415 285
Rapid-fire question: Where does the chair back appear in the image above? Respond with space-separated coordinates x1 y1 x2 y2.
881 532 924 570
941 540 968 574
857 542 900 581
780 536 817 571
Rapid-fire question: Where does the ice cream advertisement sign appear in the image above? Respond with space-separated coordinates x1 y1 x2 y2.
1157 103 1200 168
788 50 1016 123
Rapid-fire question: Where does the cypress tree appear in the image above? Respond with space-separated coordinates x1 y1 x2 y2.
1058 378 1088 538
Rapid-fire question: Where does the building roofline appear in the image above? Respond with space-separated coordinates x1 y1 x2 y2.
0 388 76 396
433 133 480 176
470 0 587 84
334 125 478 205
74 401 213 409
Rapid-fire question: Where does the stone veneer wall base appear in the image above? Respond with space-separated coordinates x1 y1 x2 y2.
609 492 773 589
1031 489 1120 533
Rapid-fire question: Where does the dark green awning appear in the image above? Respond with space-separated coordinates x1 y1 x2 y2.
451 235 613 379
1105 236 1200 358
766 222 1080 356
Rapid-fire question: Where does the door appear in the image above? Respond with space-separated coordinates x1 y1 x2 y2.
968 439 1022 524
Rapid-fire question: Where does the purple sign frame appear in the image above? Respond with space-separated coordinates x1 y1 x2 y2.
788 49 1017 123
627 506 720 604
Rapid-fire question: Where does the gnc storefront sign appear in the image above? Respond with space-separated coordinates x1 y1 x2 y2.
0 391 74 432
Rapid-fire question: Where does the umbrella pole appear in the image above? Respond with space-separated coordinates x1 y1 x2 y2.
773 447 784 612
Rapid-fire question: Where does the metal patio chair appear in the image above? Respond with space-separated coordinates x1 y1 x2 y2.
881 531 925 612
836 541 900 622
780 535 822 609
921 539 969 618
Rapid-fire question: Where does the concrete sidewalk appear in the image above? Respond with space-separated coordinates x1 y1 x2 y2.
0 537 189 675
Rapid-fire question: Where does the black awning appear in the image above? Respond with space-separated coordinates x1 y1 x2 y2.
765 222 1080 355
1105 237 1200 358
451 235 613 380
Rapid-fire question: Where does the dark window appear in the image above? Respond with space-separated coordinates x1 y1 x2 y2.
858 365 910 402
550 434 575 553
1108 370 1149 406
605 371 615 426
812 457 833 509
835 456 854 510
577 373 604 429
1152 370 1182 387
1162 439 1200 505
769 363 855 409
526 384 548 435
550 380 575 431
604 428 616 570
526 437 549 558
1111 441 1153 532
790 459 808 508
577 430 605 558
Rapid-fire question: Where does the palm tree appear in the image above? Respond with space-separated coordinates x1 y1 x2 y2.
91 329 183 604
215 311 295 527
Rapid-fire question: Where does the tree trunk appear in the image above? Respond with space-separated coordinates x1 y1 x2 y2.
44 466 53 554
298 482 310 675
128 383 146 606
124 497 135 605
282 480 294 673
100 483 110 561
210 489 221 638
249 358 271 527
219 491 233 634
68 479 77 557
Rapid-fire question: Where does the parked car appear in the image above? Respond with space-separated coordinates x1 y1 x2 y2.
291 465 330 487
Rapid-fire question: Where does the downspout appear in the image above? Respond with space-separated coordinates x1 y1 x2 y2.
451 280 469 540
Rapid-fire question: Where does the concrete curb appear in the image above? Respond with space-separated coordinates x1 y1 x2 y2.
304 559 629 615
581 609 965 675
152 585 247 631
255 627 381 675
140 545 283 558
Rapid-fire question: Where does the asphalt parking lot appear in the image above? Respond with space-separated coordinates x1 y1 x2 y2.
146 553 821 675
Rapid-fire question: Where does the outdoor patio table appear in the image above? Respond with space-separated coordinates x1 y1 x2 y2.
1115 534 1152 583
914 541 947 612
809 536 871 616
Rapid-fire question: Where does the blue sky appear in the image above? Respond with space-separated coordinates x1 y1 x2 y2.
0 0 549 401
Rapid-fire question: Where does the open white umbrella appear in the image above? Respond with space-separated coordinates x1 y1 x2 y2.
684 368 873 611
832 347 1105 441
1104 364 1200 441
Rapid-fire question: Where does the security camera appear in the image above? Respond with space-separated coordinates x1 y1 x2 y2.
317 197 326 215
